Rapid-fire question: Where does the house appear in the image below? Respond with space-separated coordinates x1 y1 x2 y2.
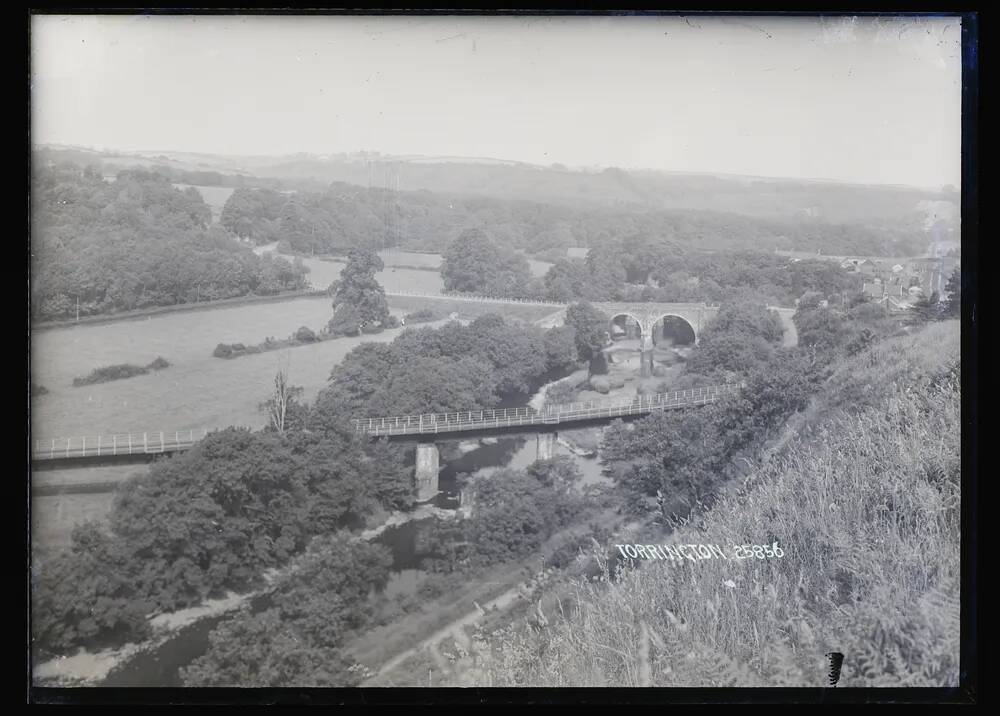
909 256 959 298
857 259 884 279
862 280 885 299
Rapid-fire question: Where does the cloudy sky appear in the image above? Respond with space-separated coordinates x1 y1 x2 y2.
31 14 962 188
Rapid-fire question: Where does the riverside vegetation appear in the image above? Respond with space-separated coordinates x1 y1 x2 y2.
31 312 583 670
465 314 960 687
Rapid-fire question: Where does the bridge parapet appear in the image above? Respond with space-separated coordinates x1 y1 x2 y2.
353 383 740 438
33 429 209 462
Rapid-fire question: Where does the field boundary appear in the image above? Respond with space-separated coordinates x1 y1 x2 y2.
32 289 328 332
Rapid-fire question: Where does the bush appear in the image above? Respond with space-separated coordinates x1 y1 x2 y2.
73 363 149 386
545 381 579 406
404 308 440 324
294 326 318 343
213 343 232 358
32 383 49 396
147 356 171 370
652 364 669 377
383 315 401 329
608 375 626 389
590 376 611 394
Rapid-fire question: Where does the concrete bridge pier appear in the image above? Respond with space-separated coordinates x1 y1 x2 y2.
640 334 654 378
536 432 557 461
415 443 440 503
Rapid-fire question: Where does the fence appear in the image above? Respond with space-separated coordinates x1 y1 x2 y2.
32 429 210 461
353 384 739 437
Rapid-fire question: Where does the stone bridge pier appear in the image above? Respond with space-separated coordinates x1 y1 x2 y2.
414 433 560 501
415 443 440 503
536 432 557 461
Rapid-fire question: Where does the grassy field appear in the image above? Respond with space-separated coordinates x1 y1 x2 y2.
466 321 961 687
386 295 561 324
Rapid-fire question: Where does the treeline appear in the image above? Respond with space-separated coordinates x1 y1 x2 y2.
32 417 412 658
437 228 863 307
217 181 933 258
543 238 864 306
31 164 309 320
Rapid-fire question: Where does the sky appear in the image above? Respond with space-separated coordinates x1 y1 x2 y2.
31 14 963 189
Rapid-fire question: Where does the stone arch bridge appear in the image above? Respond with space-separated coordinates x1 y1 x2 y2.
540 302 719 377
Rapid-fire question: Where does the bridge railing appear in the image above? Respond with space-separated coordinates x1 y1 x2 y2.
32 429 209 460
385 290 568 308
353 383 741 436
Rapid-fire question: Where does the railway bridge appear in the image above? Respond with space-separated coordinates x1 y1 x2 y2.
32 384 739 500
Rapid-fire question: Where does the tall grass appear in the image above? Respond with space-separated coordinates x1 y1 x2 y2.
472 321 961 687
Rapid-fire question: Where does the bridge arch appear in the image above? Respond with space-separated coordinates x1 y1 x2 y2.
607 311 646 340
651 313 697 346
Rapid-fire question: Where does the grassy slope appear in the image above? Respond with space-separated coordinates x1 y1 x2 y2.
473 320 961 687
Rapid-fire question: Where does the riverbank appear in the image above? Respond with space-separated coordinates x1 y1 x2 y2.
357 506 630 686
31 496 472 686
32 590 258 686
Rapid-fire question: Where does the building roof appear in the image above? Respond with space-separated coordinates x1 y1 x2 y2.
566 247 590 259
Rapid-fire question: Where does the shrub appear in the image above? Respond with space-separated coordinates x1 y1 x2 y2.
73 363 149 386
213 343 232 358
404 308 440 324
652 364 669 377
294 326 318 343
32 384 49 396
590 376 611 394
147 356 171 370
383 315 401 329
545 381 579 406
608 375 626 389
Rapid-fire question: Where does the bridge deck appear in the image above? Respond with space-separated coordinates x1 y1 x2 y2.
31 385 739 463
32 429 209 462
352 384 738 437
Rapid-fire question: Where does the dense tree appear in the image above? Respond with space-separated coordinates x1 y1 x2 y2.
585 242 628 300
181 537 392 687
543 325 580 372
543 258 594 302
565 302 610 362
31 165 308 320
220 187 286 244
441 228 533 297
33 421 412 656
32 522 152 656
942 267 961 318
329 248 390 325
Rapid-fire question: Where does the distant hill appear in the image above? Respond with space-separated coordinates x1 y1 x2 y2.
34 144 956 229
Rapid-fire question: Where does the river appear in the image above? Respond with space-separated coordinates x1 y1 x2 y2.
33 366 608 686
